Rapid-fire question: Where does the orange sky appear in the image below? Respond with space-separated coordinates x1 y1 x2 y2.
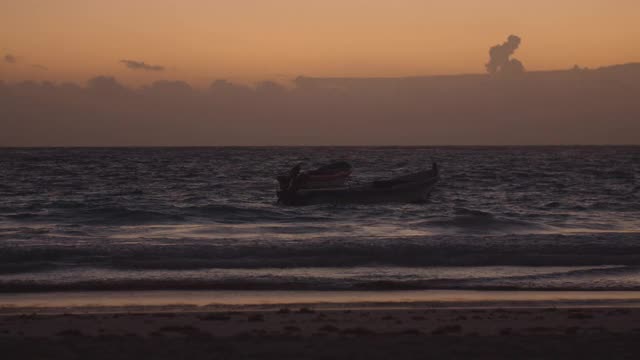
2 0 639 86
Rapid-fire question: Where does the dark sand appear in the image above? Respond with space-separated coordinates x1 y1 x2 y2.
2 304 640 359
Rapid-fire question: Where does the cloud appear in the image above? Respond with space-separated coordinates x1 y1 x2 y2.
87 76 128 95
3 54 47 69
486 35 525 75
255 80 287 95
1 63 639 146
120 59 165 72
501 58 525 76
209 79 252 97
4 54 17 64
142 80 193 96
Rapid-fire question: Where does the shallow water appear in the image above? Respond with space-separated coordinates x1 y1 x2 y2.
5 290 640 310
1 147 639 291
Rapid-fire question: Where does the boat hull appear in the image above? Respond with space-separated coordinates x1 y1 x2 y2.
277 176 439 206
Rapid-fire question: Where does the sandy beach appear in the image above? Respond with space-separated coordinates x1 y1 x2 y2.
2 291 640 359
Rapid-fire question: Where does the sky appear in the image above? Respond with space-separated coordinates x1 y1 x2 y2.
2 0 640 86
2 1 639 146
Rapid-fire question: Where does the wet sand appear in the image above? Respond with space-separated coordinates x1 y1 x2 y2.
2 296 640 359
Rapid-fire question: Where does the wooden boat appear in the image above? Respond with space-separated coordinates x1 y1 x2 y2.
276 161 352 190
277 163 439 206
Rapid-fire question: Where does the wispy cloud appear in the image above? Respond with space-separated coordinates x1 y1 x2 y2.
4 54 17 64
120 59 165 72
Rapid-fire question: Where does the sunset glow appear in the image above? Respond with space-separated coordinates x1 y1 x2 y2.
2 0 639 85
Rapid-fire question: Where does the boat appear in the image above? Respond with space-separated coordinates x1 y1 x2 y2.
277 163 439 206
276 161 352 190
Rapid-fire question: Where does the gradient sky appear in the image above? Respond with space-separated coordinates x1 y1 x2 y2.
2 0 640 86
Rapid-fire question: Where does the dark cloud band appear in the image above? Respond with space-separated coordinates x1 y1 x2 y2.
120 59 165 71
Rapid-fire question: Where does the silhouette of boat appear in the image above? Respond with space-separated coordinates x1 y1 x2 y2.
277 161 352 190
277 163 439 206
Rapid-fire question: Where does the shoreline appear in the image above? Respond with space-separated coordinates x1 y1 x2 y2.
4 290 640 359
4 289 640 314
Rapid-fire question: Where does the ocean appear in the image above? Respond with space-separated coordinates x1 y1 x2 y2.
1 146 639 293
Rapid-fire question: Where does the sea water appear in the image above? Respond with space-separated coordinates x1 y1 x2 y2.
1 146 639 292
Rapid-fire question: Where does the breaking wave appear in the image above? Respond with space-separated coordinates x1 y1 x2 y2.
2 233 640 275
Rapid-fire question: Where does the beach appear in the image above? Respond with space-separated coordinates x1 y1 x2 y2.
2 290 640 359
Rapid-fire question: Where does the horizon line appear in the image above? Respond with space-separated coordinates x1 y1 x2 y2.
2 144 639 149
2 61 639 88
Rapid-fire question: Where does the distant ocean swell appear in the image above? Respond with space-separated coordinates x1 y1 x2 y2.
1 147 640 293
1 204 337 225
